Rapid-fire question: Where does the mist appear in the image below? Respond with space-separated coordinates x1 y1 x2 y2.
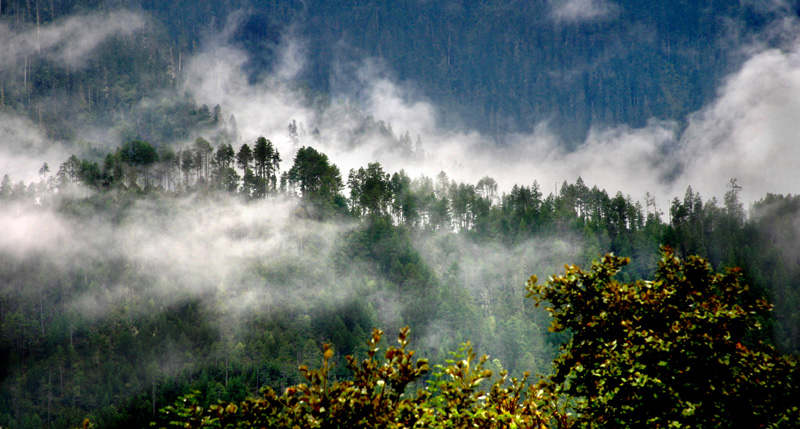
4 195 342 312
0 9 148 183
0 112 75 183
549 0 619 24
3 4 800 425
176 7 800 212
3 4 798 205
20 0 788 335
0 10 146 71
2 2 799 334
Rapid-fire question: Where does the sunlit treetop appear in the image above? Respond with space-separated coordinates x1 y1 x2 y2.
527 247 800 428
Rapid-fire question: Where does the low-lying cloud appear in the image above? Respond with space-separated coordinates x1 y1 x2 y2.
0 195 357 319
5 5 800 421
0 10 146 71
0 112 75 183
676 39 800 203
3 4 797 218
549 0 619 24
0 203 69 259
183 9 800 211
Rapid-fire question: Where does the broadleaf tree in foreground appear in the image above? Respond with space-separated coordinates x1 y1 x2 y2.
157 248 798 428
155 327 561 428
526 247 799 428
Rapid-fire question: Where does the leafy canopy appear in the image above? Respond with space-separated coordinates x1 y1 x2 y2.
154 248 799 428
527 247 799 428
155 327 562 428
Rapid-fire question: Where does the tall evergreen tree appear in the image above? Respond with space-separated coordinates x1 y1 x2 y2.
236 144 253 173
288 146 346 217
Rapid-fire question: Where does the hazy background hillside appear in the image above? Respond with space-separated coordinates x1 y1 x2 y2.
3 0 800 202
2 0 797 141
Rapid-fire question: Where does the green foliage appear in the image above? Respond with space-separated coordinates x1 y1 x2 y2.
251 137 281 196
419 344 566 429
287 146 347 218
119 140 159 168
527 247 800 428
155 328 562 429
348 163 393 218
156 327 428 428
3 3 800 428
5 154 800 428
149 249 799 429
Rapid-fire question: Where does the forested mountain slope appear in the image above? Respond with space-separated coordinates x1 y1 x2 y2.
1 143 800 427
1 0 796 142
2 1 800 427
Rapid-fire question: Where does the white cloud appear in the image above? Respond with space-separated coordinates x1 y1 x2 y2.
0 204 69 259
0 112 74 183
740 0 793 14
80 7 800 212
675 40 800 203
0 10 146 71
549 0 618 24
183 35 314 152
184 24 678 207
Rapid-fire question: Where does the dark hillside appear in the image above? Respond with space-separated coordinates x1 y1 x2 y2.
2 1 796 141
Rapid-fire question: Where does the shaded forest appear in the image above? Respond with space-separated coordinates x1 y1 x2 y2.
1 138 800 427
1 1 800 427
1 0 796 142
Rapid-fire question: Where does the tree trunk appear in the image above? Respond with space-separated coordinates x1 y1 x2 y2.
47 368 52 425
39 288 46 336
36 0 40 54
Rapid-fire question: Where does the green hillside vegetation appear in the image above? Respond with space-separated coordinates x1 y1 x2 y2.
1 141 800 427
2 2 800 427
156 249 799 428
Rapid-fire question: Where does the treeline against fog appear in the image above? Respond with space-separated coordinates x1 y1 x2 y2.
2 132 800 427
2 1 800 427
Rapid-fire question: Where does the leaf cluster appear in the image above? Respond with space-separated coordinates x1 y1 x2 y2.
527 247 799 428
155 327 564 429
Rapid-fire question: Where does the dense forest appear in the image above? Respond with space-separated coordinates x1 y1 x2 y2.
1 0 797 142
1 137 800 427
2 0 800 427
